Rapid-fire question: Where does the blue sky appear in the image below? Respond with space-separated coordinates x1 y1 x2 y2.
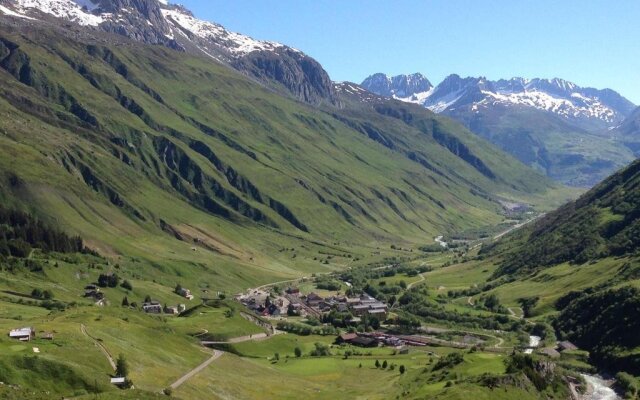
178 0 640 104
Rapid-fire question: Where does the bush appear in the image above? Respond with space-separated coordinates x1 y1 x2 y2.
433 352 464 371
615 372 638 399
309 343 331 357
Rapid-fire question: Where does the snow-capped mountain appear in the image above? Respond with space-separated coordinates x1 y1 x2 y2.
362 73 636 129
361 72 637 186
0 0 337 105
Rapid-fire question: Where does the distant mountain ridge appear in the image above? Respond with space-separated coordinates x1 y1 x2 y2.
362 73 635 127
362 72 637 186
360 73 432 99
0 0 338 105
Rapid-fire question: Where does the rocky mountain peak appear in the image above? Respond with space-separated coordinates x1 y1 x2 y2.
361 72 432 99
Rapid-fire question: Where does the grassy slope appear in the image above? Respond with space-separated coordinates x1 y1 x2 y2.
0 23 569 292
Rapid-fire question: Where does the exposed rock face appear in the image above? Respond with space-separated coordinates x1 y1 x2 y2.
234 48 337 105
361 73 432 98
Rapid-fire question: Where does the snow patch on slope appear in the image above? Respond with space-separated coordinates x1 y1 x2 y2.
161 7 287 56
15 0 103 26
0 4 36 19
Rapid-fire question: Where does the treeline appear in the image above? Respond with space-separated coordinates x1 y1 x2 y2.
555 286 640 374
276 321 338 336
0 207 85 258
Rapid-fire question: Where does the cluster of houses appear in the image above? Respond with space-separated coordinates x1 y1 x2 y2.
7 327 54 342
240 286 389 320
538 340 579 358
84 284 105 305
138 286 193 314
142 301 186 315
240 290 285 317
289 290 389 319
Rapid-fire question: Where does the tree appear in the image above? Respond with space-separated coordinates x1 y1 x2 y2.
375 359 380 368
294 347 302 358
273 352 280 361
287 303 296 316
31 288 43 299
115 354 129 378
399 280 407 289
121 280 133 291
484 294 500 311
399 365 406 374
122 296 129 307
174 283 182 294
144 295 152 303
382 360 388 369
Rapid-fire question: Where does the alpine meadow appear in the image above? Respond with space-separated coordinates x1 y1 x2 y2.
0 1 638 400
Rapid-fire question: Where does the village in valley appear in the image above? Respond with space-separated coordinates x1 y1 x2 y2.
2 242 585 397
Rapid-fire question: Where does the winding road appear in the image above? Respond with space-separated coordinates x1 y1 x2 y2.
80 324 116 371
169 350 223 390
407 273 426 289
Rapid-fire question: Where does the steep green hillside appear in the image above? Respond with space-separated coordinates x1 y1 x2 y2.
487 158 640 278
464 158 640 378
0 24 563 290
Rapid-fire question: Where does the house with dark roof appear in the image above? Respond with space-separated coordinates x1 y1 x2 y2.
305 292 324 307
336 332 358 344
350 336 378 347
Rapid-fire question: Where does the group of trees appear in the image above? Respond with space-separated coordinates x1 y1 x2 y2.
276 321 338 336
31 288 54 300
97 273 119 288
374 359 405 373
0 206 85 258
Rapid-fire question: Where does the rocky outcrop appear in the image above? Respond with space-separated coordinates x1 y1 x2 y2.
233 48 338 106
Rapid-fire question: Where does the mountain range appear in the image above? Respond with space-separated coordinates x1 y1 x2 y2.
362 73 639 186
0 1 639 399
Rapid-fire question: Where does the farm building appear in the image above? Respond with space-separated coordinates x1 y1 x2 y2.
142 301 163 314
177 288 194 300
336 333 358 344
9 327 35 341
350 336 378 347
110 377 126 386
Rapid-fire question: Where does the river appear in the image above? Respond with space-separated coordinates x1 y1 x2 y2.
580 374 620 400
524 335 541 354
